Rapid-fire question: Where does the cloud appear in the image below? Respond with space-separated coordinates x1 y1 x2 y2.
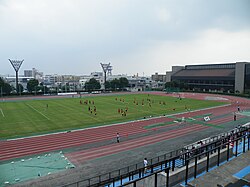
155 7 171 23
113 29 250 75
0 0 250 76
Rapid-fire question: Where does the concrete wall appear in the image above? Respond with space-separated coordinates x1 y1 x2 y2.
165 72 172 82
172 66 184 73
124 147 233 187
235 62 246 93
152 66 184 83
163 148 233 187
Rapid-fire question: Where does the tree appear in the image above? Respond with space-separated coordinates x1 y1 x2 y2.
165 81 181 88
61 85 70 92
27 79 39 93
105 81 111 90
0 77 4 85
110 78 120 90
39 83 49 94
0 77 12 95
18 84 24 93
108 77 129 91
119 77 129 90
165 80 189 92
85 78 101 92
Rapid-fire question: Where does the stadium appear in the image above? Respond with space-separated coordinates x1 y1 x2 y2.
1 0 250 186
0 91 250 187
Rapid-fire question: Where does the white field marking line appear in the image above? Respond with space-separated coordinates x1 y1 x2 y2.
51 100 105 124
0 108 4 117
50 100 97 116
50 101 105 125
50 101 83 115
51 100 76 112
4 119 49 126
7 103 231 141
188 117 196 120
25 103 50 120
51 100 102 122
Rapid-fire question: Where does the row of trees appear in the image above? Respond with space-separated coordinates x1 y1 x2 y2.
105 77 129 91
27 79 51 93
0 77 12 95
0 76 130 96
0 78 47 95
27 77 130 93
84 77 129 92
165 81 188 90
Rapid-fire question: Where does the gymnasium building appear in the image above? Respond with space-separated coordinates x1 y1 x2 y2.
152 62 250 94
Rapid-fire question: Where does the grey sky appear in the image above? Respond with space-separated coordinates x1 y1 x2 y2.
0 0 250 76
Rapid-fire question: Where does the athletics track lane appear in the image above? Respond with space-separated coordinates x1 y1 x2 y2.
1 93 250 162
65 124 208 165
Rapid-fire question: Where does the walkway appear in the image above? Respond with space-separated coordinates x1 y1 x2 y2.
187 150 250 187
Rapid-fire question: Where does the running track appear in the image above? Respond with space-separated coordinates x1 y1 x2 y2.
1 92 250 164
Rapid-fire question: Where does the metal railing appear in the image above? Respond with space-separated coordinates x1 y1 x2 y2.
62 124 250 187
123 127 250 187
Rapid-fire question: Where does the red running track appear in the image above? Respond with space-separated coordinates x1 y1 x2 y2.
0 116 179 161
66 124 208 165
65 94 250 164
1 93 250 162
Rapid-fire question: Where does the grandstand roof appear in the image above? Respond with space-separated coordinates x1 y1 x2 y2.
172 69 235 77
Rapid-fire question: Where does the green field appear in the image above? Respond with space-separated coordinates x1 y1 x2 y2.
0 94 227 139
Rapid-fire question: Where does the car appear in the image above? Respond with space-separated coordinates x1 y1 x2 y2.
91 91 101 94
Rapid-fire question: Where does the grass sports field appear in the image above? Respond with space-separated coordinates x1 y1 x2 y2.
0 93 227 139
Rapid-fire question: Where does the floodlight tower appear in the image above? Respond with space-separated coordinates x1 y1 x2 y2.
107 64 113 76
100 62 110 91
9 59 24 94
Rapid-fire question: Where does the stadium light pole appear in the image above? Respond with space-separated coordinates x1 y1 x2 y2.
9 59 24 95
100 62 110 91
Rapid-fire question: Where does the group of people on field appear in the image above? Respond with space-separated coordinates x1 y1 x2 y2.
80 99 95 105
79 99 97 115
118 107 128 116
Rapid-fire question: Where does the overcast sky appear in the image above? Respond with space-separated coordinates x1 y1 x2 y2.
0 0 250 76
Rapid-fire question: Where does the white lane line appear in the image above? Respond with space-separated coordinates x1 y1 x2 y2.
0 108 4 117
26 103 50 120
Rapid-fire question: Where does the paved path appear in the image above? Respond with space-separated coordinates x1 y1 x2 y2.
188 150 250 187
